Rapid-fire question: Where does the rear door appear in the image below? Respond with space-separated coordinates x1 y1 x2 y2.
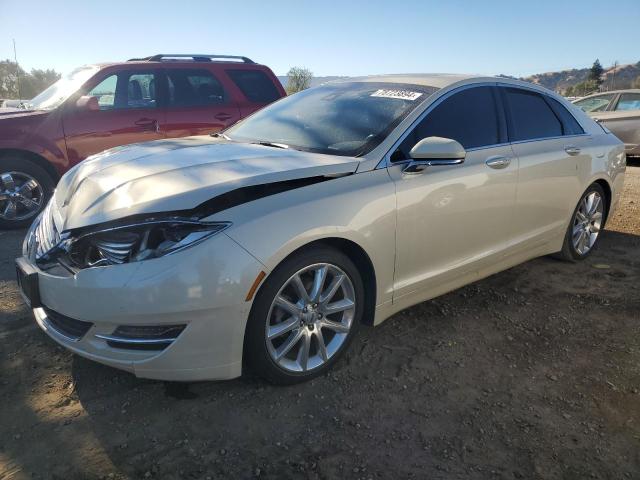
161 67 241 137
502 86 590 248
63 68 165 165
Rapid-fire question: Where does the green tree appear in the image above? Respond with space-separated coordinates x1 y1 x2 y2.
564 85 574 96
589 59 604 86
0 60 60 100
633 75 640 89
285 67 313 95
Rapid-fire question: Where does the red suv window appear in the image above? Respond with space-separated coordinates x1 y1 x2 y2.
226 69 281 103
166 69 227 107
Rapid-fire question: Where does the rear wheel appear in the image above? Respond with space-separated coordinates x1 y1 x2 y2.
245 246 364 384
0 157 54 229
556 183 606 261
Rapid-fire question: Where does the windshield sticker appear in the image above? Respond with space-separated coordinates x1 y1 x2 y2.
370 89 423 101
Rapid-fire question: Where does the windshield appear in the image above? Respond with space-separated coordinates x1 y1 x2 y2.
226 82 437 156
573 94 615 113
25 65 100 111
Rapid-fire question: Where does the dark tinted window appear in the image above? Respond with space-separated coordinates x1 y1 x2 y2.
166 69 226 107
545 97 584 135
504 88 562 141
393 86 499 160
226 69 280 103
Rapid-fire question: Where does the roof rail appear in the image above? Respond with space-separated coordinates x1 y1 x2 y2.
127 54 255 64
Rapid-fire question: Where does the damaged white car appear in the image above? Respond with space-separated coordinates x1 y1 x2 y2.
16 75 625 384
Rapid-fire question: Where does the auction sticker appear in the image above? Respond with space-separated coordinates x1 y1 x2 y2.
371 89 423 101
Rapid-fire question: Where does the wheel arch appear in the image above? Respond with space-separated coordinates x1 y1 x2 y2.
254 237 378 327
591 177 612 225
0 148 60 183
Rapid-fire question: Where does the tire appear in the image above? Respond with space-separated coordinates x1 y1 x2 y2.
555 183 607 262
244 246 364 385
0 156 55 229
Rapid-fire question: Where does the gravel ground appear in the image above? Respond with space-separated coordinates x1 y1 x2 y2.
1 164 639 480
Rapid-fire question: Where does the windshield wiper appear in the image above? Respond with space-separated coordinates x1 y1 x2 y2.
251 141 289 149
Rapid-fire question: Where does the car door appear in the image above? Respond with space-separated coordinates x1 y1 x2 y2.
592 92 640 156
63 68 165 165
501 86 591 249
387 85 518 302
161 67 241 137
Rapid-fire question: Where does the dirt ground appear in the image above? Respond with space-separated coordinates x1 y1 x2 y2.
1 164 639 480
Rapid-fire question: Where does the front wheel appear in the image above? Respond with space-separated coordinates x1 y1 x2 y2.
556 183 607 261
244 246 364 385
0 157 55 229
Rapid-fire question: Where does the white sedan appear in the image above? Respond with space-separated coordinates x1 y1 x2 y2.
16 75 626 384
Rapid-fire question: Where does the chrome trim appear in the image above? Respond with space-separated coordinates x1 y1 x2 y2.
402 158 464 175
508 133 590 146
35 308 82 343
94 333 178 345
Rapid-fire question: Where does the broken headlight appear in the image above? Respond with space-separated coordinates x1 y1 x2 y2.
66 219 230 268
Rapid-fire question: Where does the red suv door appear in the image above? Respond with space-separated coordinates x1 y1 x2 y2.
62 68 165 164
161 66 241 137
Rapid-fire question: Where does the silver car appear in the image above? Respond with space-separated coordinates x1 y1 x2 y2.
574 89 640 157
16 75 626 384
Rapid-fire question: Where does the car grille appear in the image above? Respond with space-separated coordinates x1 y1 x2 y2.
43 306 93 340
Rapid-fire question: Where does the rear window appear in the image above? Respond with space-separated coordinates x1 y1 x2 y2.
504 88 562 141
545 97 585 135
226 69 281 103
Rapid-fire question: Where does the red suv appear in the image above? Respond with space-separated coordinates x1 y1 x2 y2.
0 54 285 228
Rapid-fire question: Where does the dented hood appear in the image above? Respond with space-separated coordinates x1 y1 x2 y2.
54 136 359 230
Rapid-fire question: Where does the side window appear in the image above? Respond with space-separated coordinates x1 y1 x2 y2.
86 71 157 110
574 94 615 112
615 93 640 111
226 69 280 103
88 75 116 110
393 86 500 160
125 73 156 109
504 88 562 141
545 97 585 136
166 69 226 107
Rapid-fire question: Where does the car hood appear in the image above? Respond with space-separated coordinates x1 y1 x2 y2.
53 136 360 230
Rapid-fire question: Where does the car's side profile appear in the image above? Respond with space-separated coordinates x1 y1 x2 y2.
0 54 285 228
17 75 625 384
574 89 640 158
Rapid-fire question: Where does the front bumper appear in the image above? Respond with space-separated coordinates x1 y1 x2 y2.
20 233 265 381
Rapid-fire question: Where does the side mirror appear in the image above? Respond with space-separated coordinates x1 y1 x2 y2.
75 95 100 111
403 136 466 174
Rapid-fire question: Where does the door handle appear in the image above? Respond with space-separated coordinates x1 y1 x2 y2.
135 118 159 132
214 112 233 121
485 155 511 169
564 145 581 156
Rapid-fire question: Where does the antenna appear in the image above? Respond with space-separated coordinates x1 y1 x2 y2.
13 39 21 101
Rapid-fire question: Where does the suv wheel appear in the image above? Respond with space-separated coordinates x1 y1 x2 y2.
0 157 55 229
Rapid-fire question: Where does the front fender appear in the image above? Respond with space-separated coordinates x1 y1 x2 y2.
214 168 397 307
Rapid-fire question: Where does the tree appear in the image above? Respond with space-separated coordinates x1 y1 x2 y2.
0 59 60 100
633 75 640 89
589 59 604 86
285 67 313 94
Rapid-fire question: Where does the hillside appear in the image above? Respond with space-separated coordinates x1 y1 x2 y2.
524 62 640 93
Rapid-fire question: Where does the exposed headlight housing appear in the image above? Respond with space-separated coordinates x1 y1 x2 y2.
64 219 230 269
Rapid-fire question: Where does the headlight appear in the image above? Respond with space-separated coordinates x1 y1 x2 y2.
66 219 230 268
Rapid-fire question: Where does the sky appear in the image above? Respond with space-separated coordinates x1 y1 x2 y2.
1 0 638 78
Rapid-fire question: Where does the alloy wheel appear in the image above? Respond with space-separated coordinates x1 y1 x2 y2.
0 171 45 221
572 191 604 255
265 263 356 373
